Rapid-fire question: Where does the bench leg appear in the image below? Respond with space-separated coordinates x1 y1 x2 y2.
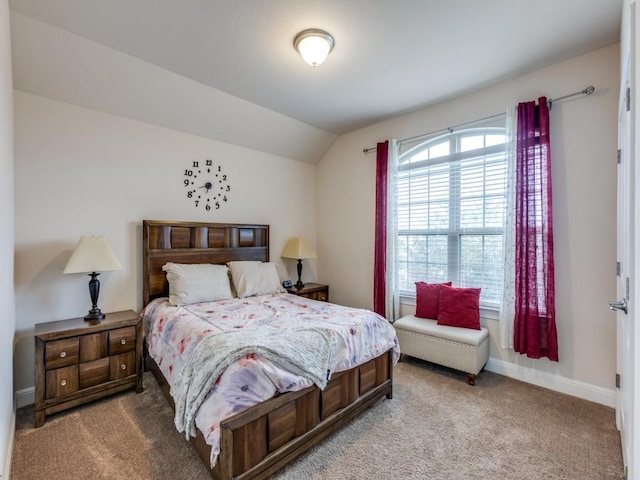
466 373 476 386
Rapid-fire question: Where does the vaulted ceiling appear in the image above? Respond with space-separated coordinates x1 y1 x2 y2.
9 0 622 162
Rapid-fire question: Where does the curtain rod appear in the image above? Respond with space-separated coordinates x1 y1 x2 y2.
362 85 596 154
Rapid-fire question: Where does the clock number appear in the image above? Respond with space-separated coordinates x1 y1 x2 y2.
226 185 231 192
187 191 193 198
217 166 221 172
206 159 212 166
194 200 199 207
184 179 190 186
192 161 199 167
184 169 193 176
223 195 227 202
222 175 227 181
215 201 220 209
205 203 211 211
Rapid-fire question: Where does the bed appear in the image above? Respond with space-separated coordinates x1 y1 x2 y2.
141 219 398 480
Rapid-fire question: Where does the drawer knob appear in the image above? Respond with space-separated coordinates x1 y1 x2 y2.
120 339 126 345
121 364 127 370
60 379 67 386
60 351 67 358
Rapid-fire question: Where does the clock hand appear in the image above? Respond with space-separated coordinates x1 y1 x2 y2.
197 181 213 193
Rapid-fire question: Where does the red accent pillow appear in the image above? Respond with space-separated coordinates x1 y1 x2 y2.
437 285 481 330
415 282 452 319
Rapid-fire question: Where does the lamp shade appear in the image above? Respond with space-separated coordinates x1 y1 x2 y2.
281 237 317 260
293 29 334 67
63 236 123 274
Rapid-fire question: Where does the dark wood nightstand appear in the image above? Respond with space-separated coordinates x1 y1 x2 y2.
34 309 143 427
287 283 329 302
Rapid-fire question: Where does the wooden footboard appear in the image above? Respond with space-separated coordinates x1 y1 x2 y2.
146 349 393 480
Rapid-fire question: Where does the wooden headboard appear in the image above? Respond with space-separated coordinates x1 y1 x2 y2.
142 220 269 305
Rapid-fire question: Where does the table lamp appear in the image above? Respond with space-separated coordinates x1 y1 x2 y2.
281 237 317 289
63 235 123 320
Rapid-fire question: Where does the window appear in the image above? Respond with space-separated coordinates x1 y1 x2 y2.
396 123 507 308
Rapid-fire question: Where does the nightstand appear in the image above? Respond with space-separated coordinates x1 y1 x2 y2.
34 309 143 428
287 283 329 302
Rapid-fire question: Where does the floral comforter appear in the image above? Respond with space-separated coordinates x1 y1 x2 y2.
142 293 399 466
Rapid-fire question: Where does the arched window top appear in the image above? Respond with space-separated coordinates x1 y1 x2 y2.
399 127 507 168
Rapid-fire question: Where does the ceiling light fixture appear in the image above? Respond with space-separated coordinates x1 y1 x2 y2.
293 29 334 67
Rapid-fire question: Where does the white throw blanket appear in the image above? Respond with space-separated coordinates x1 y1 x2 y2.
171 326 333 439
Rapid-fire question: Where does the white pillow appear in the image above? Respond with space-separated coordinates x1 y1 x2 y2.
162 263 233 306
227 261 284 298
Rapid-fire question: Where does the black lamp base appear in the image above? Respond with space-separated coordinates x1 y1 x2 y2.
85 272 105 322
295 259 304 289
84 308 105 321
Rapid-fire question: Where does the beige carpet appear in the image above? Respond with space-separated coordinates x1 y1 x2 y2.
12 358 624 479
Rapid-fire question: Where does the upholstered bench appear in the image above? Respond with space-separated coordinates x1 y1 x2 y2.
393 315 489 385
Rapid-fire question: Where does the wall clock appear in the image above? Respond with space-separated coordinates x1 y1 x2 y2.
183 159 231 210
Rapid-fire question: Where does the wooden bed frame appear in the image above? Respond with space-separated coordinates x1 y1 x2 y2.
142 220 394 480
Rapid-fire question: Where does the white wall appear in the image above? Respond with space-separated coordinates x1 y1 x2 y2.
0 0 14 476
13 91 319 392
10 12 337 165
318 44 620 402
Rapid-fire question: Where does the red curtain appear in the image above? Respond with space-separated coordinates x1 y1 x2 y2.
373 141 389 316
513 98 558 361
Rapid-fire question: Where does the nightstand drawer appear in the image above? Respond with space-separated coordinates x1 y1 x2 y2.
110 351 136 380
45 337 79 370
79 332 108 362
79 357 110 389
306 291 329 302
109 327 136 354
46 365 79 399
287 283 329 302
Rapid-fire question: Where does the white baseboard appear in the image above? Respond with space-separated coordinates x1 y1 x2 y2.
486 357 615 408
14 388 33 410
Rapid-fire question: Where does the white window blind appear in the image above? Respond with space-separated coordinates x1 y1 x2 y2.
396 123 507 308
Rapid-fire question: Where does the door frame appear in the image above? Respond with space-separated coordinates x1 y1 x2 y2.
619 3 640 478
